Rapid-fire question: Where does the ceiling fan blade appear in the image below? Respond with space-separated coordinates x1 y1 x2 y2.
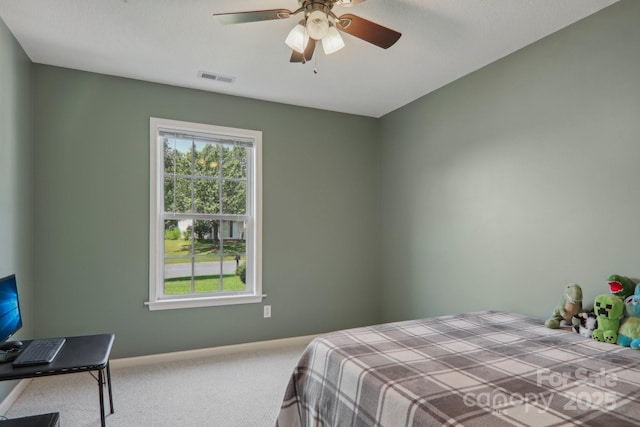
336 14 401 49
335 0 368 7
213 9 292 25
290 39 316 63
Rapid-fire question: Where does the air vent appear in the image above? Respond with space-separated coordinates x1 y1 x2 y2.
198 71 235 84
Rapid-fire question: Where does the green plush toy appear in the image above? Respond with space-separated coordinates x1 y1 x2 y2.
545 283 583 329
592 294 624 344
608 274 636 301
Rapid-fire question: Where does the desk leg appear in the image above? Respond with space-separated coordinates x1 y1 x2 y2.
106 361 114 414
98 368 106 427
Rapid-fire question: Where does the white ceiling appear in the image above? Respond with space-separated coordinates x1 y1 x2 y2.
0 0 619 117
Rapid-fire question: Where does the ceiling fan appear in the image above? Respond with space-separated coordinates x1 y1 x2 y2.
213 0 401 63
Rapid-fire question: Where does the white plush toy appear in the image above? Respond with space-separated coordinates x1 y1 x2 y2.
572 312 598 338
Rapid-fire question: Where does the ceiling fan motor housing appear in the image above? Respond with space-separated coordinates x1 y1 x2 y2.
305 2 332 40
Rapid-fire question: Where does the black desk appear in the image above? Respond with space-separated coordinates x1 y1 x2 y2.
0 334 115 427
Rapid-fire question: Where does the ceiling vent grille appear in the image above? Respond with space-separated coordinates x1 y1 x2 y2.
198 71 235 84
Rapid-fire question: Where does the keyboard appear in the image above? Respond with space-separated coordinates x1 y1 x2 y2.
13 337 66 367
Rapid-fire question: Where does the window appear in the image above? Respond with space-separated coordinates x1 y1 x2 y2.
148 118 262 310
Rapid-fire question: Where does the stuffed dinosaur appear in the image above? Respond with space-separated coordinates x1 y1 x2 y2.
592 294 624 344
545 283 583 329
617 284 640 349
608 274 636 301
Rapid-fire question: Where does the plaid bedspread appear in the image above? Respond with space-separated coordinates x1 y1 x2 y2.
275 311 640 426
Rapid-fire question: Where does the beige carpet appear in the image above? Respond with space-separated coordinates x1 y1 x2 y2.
4 341 308 426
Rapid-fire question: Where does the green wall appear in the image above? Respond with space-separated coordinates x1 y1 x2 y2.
3 0 637 365
0 18 33 399
32 66 381 358
378 0 640 322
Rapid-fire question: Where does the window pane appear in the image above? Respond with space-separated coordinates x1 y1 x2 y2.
164 220 181 250
192 219 215 247
194 141 220 178
222 180 246 214
164 259 192 281
164 275 194 295
192 220 220 293
164 219 191 257
220 220 246 242
164 177 192 213
194 260 222 293
164 217 193 296
222 146 247 179
163 138 176 175
164 256 193 295
223 221 247 292
174 138 193 176
222 274 246 292
163 177 176 212
194 178 220 214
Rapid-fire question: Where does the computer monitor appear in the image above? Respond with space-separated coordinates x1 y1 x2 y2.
0 274 23 345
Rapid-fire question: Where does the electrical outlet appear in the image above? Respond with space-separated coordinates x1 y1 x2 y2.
263 305 271 318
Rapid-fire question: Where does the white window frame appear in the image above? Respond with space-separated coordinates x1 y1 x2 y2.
147 117 262 310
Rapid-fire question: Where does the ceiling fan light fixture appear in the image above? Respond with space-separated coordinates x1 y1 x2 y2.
285 23 309 53
321 25 344 55
306 9 329 40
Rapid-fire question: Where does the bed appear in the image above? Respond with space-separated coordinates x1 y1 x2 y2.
276 311 640 426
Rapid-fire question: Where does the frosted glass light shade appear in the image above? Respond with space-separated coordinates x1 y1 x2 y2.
322 26 345 54
285 24 309 53
306 10 329 40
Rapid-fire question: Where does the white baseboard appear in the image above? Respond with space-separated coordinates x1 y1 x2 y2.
110 334 318 369
0 379 32 415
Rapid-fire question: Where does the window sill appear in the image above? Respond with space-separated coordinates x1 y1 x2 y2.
145 294 264 311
